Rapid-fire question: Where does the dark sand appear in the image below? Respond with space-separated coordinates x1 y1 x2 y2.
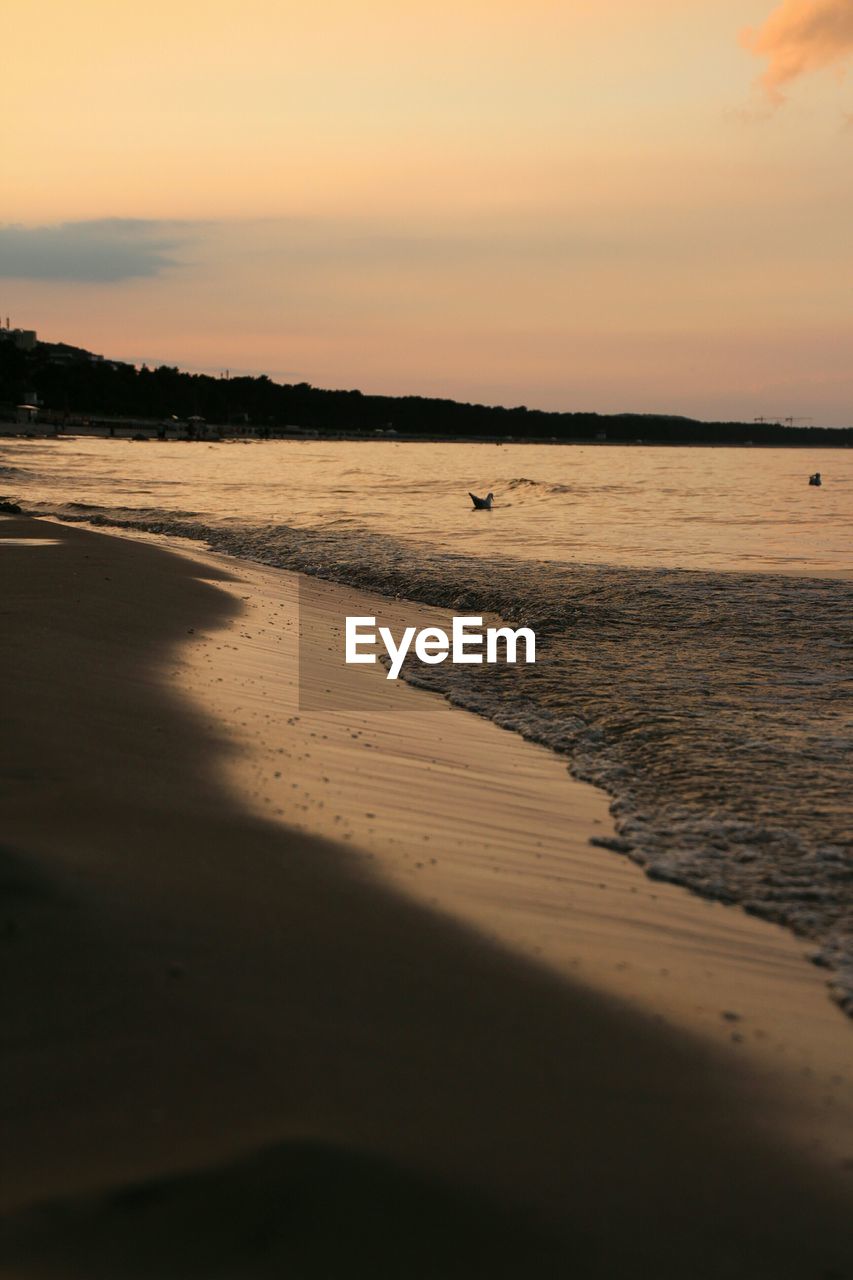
0 516 851 1278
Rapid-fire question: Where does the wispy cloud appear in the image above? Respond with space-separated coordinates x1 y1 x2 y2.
742 0 853 101
0 218 193 282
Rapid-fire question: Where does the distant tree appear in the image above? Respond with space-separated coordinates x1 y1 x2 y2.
9 337 850 447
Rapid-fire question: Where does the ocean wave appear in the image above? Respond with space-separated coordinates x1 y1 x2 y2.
31 500 202 519
22 500 853 1014
504 477 574 494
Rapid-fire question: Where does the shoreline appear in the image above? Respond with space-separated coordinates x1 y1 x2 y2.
1 515 852 1275
3 421 853 449
142 528 853 1148
25 503 851 1005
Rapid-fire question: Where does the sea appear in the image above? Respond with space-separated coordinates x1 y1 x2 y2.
2 436 851 1009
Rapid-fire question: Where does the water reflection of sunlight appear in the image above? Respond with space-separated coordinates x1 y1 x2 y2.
0 538 61 547
1 438 850 573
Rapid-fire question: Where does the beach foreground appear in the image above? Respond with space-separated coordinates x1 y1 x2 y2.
1 516 851 1278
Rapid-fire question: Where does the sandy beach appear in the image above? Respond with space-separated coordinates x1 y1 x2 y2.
1 513 851 1278
6 0 853 1266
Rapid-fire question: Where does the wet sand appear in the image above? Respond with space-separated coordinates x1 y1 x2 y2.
171 544 853 1165
1 516 851 1278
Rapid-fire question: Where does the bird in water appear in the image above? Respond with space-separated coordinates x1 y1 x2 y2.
469 491 494 509
809 473 822 486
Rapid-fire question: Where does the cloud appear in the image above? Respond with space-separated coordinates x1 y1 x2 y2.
0 218 192 282
742 1 853 100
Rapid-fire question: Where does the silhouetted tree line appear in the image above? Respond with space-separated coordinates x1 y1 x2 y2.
1 337 850 446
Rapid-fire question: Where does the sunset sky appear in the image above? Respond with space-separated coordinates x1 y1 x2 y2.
3 1 852 423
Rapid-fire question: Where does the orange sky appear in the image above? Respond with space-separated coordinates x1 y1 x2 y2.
2 0 851 423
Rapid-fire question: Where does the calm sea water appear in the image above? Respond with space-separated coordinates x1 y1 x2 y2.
2 435 851 1010
1 437 850 573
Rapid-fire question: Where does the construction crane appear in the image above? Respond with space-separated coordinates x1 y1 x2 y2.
754 416 812 426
